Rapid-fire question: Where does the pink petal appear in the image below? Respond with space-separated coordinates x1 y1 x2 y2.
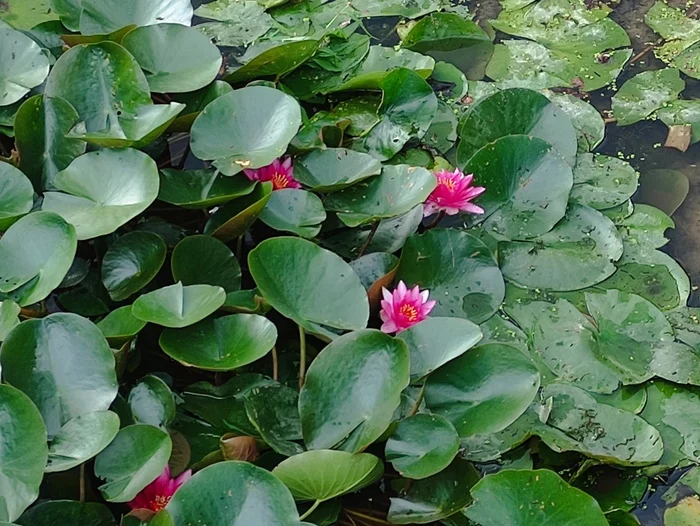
420 290 430 303
381 320 398 334
396 281 407 297
382 287 393 303
461 203 485 214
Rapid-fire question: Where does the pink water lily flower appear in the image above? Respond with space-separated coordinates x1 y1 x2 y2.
128 466 192 512
424 169 485 217
380 281 436 334
244 157 301 190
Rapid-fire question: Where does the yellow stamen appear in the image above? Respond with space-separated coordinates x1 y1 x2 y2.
153 495 171 511
271 172 289 189
399 304 419 322
438 175 456 191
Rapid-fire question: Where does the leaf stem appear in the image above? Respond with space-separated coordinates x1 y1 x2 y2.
425 210 445 230
408 383 426 417
299 499 322 521
272 346 279 381
356 221 379 259
79 463 86 503
298 325 307 390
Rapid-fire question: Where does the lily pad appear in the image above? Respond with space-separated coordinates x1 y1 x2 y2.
351 0 445 18
465 469 608 526
171 235 241 293
273 450 383 501
293 148 382 192
397 317 483 380
425 344 540 436
570 154 639 210
42 149 161 240
0 27 50 106
195 1 273 47
612 68 685 126
158 169 256 209
160 314 277 371
0 312 118 437
0 211 77 307
0 300 20 342
388 458 479 524
645 2 700 78
355 68 437 161
0 384 48 523
122 24 222 93
0 163 32 231
464 135 573 240
386 414 459 480
132 282 226 329
46 411 120 473
128 376 175 429
547 91 606 152
259 189 326 238
15 500 117 526
457 88 577 166
79 0 193 35
634 169 689 216
94 424 172 503
244 383 303 456
102 231 167 301
225 39 319 84
166 461 303 526
190 87 301 176
248 237 369 331
325 164 435 227
397 229 505 324
204 182 273 242
499 203 624 291
44 42 185 148
14 95 87 191
299 330 409 452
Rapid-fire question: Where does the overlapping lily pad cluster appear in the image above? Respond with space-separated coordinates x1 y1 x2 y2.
0 0 699 525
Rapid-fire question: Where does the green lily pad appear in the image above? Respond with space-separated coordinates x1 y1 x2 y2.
248 237 369 331
132 282 226 329
310 34 370 73
122 24 221 94
658 100 700 144
190 86 301 176
487 39 632 92
403 13 493 80
259 189 326 238
0 300 19 342
423 100 458 154
46 411 120 473
102 231 167 301
15 500 117 526
204 182 273 242
325 164 435 227
0 162 32 230
645 2 700 78
388 458 479 524
541 382 664 466
195 1 273 47
386 414 459 480
397 317 483 380
158 169 256 209
42 149 161 240
0 384 48 523
94 424 172 503
546 91 606 152
79 0 193 35
128 376 175 429
160 314 277 371
44 42 184 148
457 88 577 166
612 68 685 126
0 313 118 437
397 229 505 324
166 461 303 525
0 27 49 106
171 235 241 293
570 154 639 210
244 383 303 456
14 95 87 191
355 68 437 161
634 169 689 216
465 469 608 526
273 450 382 501
464 135 573 240
225 39 319 84
299 330 409 452
294 148 381 192
169 81 233 132
351 0 444 18
500 203 624 291
425 343 540 436
0 0 58 29
0 211 77 307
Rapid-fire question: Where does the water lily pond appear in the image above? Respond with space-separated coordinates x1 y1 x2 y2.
1 0 700 524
